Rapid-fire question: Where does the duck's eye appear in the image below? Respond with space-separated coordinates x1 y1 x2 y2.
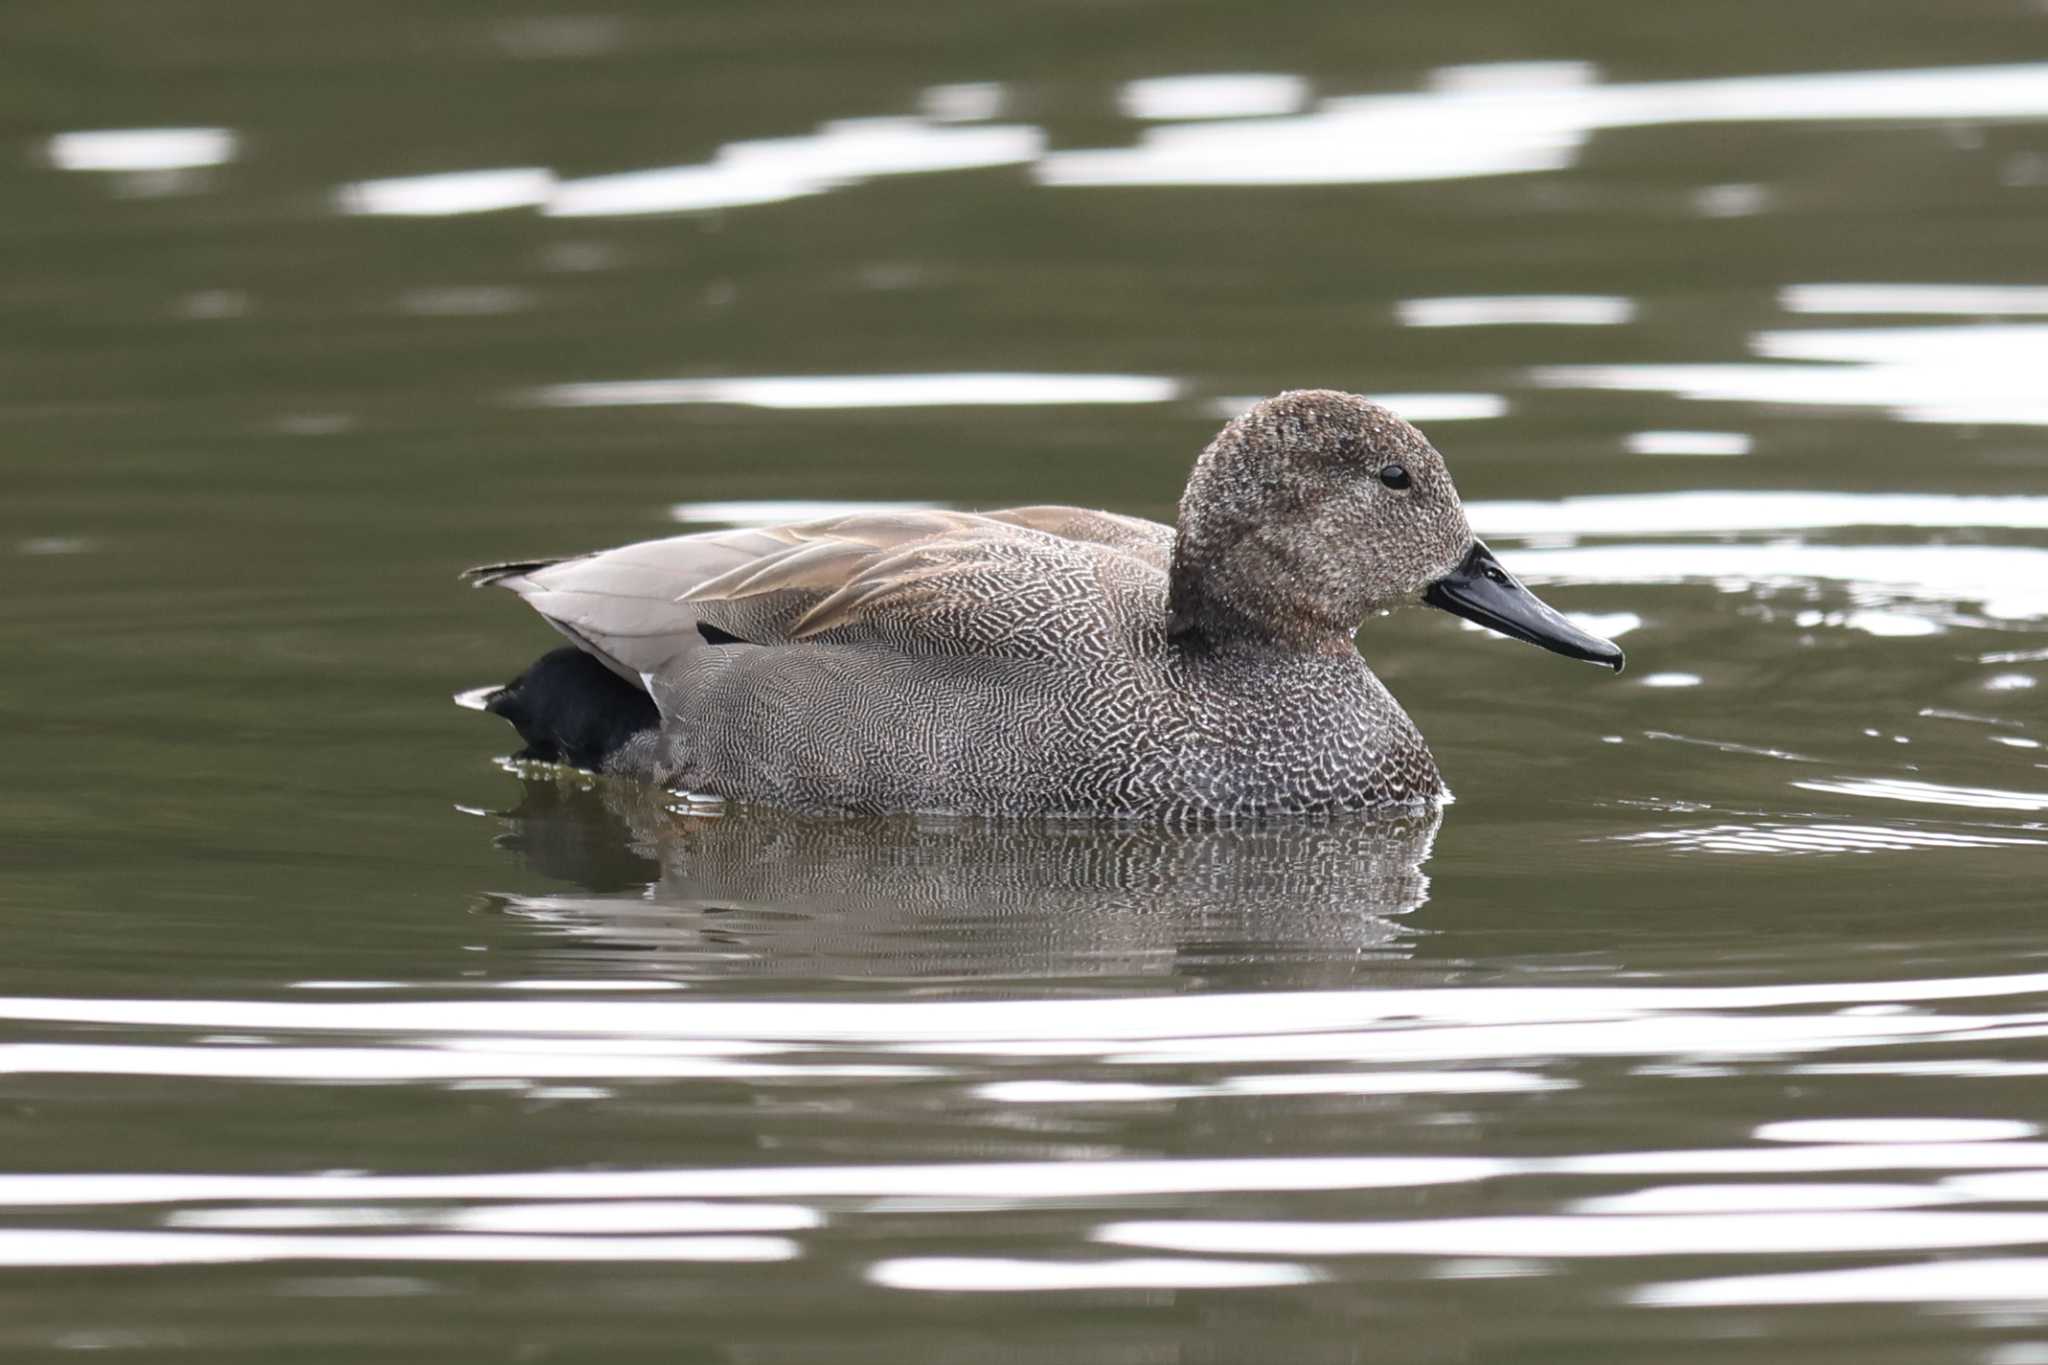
1378 463 1411 491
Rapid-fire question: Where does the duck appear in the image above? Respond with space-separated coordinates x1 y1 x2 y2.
462 389 1623 818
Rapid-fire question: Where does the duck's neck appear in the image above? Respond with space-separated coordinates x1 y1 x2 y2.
1164 570 1255 652
1165 550 1352 657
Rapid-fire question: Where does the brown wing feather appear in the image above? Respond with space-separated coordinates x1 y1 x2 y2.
983 506 1175 571
467 505 1175 678
787 546 997 640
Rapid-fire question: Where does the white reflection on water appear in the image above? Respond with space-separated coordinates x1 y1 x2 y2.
1637 1257 2048 1306
1429 61 1599 95
1840 610 1942 638
336 168 555 216
546 119 1043 217
327 59 2048 220
1375 392 1510 421
1066 1013 2030 1067
12 970 2048 1035
1098 1210 2048 1258
1399 295 1634 327
439 1201 820 1234
1554 1144 2048 1177
1570 1184 1962 1214
10 969 2048 1278
12 970 2048 1039
1784 283 2048 316
1625 431 1751 457
1755 1118 2039 1144
1537 322 2048 425
0 1230 798 1268
869 1256 1320 1292
976 1070 1569 1104
1042 91 1579 186
17 536 94 557
1614 824 2048 856
1510 544 2048 624
338 120 1042 218
0 1042 931 1083
1469 491 2048 537
396 285 534 316
1462 480 2048 668
166 1201 818 1233
488 15 625 60
1119 74 1311 121
1037 61 2048 187
1695 182 1772 217
1949 1172 2048 1201
169 1206 418 1230
47 128 236 172
526 373 1180 409
5 977 2048 1111
293 978 677 990
0 1157 1510 1207
1792 777 2048 813
919 83 1004 123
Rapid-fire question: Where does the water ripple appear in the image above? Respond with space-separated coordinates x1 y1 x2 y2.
524 373 1180 409
1038 61 2048 188
1614 823 2048 856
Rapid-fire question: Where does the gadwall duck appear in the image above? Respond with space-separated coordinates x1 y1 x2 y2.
463 389 1622 818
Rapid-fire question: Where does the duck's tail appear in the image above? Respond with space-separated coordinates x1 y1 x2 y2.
457 646 660 772
461 558 565 589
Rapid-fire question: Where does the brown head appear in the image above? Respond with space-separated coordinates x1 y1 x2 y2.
1167 389 1624 669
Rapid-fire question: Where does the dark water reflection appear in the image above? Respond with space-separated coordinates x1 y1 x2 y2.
487 778 1434 988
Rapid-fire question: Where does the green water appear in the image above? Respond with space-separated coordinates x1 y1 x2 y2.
5 2 2048 1359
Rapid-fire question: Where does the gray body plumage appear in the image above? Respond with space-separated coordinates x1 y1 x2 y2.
473 507 1438 817
467 390 1621 818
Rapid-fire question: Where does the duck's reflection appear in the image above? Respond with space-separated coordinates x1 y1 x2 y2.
483 777 1440 988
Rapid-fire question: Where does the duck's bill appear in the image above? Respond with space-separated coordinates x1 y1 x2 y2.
1423 541 1625 672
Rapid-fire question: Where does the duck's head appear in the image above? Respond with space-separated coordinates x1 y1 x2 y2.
1167 389 1623 670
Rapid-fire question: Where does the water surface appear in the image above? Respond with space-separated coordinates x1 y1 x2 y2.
6 2 2048 1359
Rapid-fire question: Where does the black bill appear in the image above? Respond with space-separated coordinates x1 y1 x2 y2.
1423 541 1625 672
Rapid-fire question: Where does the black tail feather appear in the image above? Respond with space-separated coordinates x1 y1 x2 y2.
461 558 565 588
480 647 660 770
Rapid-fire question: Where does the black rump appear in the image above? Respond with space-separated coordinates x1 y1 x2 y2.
482 647 659 770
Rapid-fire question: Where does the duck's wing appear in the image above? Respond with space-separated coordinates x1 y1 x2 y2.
465 506 1173 683
981 505 1175 572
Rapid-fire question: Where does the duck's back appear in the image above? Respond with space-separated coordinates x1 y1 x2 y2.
470 506 1440 816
